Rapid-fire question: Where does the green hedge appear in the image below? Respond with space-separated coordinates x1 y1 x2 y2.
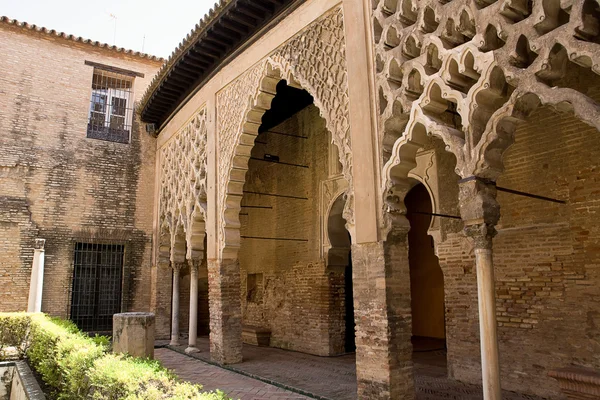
0 312 229 400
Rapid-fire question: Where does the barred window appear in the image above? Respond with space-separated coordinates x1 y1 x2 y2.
70 242 124 333
87 68 134 144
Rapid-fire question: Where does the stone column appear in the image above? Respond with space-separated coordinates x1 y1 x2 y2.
207 258 242 364
352 226 414 399
186 259 200 353
27 239 46 313
459 178 502 400
170 263 181 346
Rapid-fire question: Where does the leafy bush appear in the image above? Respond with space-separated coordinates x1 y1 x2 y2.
0 312 32 360
0 313 230 400
88 355 230 399
26 313 105 399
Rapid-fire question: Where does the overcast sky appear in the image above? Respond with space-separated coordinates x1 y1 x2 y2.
0 0 217 58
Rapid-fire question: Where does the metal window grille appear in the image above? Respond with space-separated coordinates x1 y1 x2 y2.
70 242 124 334
87 68 134 144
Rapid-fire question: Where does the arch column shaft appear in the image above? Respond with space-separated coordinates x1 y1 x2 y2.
170 265 181 346
186 261 199 353
352 231 415 400
475 247 501 400
459 178 502 400
207 258 242 364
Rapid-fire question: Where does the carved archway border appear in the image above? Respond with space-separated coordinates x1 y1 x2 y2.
322 179 350 261
217 6 353 259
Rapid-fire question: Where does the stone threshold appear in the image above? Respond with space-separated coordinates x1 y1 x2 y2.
163 345 331 400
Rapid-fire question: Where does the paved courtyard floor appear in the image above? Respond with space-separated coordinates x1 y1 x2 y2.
155 337 546 400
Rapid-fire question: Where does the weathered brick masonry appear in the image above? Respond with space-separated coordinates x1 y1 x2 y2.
434 100 600 398
237 105 348 356
0 22 162 318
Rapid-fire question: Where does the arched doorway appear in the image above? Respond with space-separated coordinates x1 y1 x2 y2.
405 183 446 350
327 194 354 353
236 78 352 356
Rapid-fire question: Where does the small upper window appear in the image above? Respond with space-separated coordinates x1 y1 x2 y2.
87 68 134 144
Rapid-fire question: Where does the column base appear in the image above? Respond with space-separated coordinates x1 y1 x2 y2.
185 346 200 354
169 339 180 346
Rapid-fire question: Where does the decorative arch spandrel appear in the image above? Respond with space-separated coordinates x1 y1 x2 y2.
158 107 208 261
216 6 353 259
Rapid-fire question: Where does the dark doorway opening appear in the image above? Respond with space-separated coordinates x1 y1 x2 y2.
405 183 446 349
328 194 355 353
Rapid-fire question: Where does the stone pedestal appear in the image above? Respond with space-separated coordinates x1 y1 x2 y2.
549 368 600 399
113 312 155 359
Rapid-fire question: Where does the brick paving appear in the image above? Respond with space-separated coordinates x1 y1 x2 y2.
156 348 310 400
156 338 546 400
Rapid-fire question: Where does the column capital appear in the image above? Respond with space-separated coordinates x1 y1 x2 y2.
464 223 496 250
171 262 184 272
34 238 46 250
188 258 199 273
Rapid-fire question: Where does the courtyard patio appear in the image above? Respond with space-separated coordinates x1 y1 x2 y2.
156 338 545 400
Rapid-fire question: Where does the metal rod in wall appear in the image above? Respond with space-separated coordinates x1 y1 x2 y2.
458 176 567 204
495 186 567 204
407 211 462 220
261 130 308 139
249 157 309 169
241 235 308 242
240 205 273 209
243 190 308 200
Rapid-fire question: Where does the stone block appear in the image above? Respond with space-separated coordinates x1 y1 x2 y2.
113 312 155 359
242 325 271 347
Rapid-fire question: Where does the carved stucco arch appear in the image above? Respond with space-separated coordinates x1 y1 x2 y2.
326 191 351 269
374 0 600 233
217 7 352 259
158 107 208 264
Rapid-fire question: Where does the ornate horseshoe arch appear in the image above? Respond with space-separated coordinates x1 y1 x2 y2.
373 0 600 233
217 7 353 259
158 108 208 263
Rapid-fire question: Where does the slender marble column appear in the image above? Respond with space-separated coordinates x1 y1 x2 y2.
170 264 181 346
459 178 502 400
186 260 200 353
470 225 502 400
27 239 46 312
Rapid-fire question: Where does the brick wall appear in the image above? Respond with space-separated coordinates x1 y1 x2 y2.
435 100 600 398
0 24 161 323
238 104 349 356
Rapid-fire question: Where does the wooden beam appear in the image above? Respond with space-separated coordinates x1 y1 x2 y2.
185 52 212 67
193 45 221 58
248 1 274 14
196 39 223 53
227 11 256 29
205 30 231 47
215 22 242 40
236 4 264 21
